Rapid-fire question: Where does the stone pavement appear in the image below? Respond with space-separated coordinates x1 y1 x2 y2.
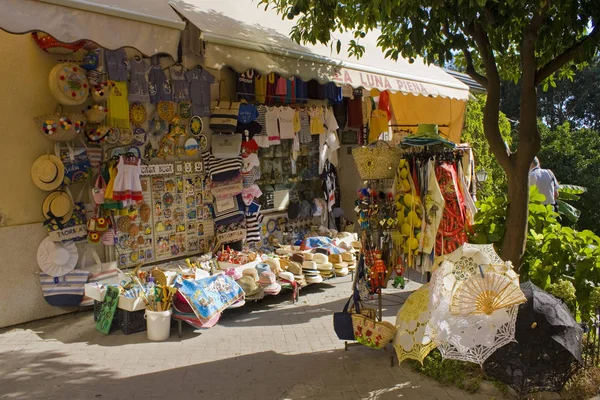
0 274 501 400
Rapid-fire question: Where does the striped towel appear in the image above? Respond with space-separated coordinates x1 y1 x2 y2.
87 146 103 169
202 151 243 182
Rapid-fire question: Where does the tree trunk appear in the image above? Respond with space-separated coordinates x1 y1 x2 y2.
501 165 531 267
499 37 541 269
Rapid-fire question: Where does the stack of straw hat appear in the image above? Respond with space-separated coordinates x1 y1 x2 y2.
302 253 322 284
329 253 349 277
312 253 333 280
259 271 281 296
342 252 357 272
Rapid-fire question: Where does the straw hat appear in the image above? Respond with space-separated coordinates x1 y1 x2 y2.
329 254 343 264
306 275 323 284
49 63 90 105
335 267 349 276
264 258 283 274
238 275 262 297
42 191 73 224
303 252 314 261
278 271 295 282
291 253 305 264
286 261 303 275
317 262 333 271
36 237 78 277
259 271 281 295
31 155 65 191
255 263 271 276
242 268 258 281
313 253 328 264
341 252 356 263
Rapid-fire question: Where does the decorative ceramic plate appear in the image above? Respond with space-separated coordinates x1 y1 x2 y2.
105 127 120 144
178 101 192 119
133 127 147 146
198 134 208 151
163 192 174 206
118 127 133 145
185 138 199 156
129 102 147 125
189 116 203 138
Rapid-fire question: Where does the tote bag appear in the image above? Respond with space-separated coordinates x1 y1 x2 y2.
211 133 242 159
39 269 90 307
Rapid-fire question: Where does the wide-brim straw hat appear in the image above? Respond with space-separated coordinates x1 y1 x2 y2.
306 275 323 284
278 271 294 282
317 262 333 271
36 237 78 277
242 268 259 281
31 155 65 191
42 191 73 224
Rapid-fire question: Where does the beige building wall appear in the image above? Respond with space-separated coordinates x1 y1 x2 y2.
0 31 76 327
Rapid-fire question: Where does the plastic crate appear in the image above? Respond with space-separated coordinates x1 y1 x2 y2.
93 301 146 335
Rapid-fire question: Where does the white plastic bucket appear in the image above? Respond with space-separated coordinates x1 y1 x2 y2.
145 309 172 341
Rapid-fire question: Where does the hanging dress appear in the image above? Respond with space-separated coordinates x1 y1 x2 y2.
112 155 143 206
309 106 325 135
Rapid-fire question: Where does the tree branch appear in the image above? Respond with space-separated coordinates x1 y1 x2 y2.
536 25 600 86
462 48 488 88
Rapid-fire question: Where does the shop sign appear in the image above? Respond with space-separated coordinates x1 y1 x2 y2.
48 225 87 242
140 163 174 176
332 68 430 95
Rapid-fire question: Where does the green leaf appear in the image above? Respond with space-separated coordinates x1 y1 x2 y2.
336 39 341 54
558 184 587 195
556 199 581 222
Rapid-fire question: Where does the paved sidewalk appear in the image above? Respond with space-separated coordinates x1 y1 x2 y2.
0 275 498 400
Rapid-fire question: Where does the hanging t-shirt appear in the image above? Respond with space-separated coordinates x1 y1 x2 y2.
378 90 392 119
148 58 172 104
275 76 287 103
186 66 215 117
298 109 311 144
325 82 343 104
325 107 339 132
237 70 255 101
293 110 301 133
238 103 259 123
278 107 296 139
104 49 128 82
285 77 296 104
306 80 320 100
169 65 190 102
236 120 262 139
265 106 280 145
333 101 347 130
369 109 390 143
255 74 267 103
295 78 308 103
347 97 363 128
266 73 277 105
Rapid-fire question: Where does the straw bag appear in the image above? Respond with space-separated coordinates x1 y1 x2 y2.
34 106 86 142
351 313 396 349
352 141 402 180
49 63 90 106
84 105 107 124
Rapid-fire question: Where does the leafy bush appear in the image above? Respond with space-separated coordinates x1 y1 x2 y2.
470 186 600 321
406 349 483 393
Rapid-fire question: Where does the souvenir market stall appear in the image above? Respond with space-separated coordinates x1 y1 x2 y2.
0 0 474 334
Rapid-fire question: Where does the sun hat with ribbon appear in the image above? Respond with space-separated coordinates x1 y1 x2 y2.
36 237 78 277
259 271 281 295
255 263 271 276
278 271 294 282
31 155 65 191
42 191 74 226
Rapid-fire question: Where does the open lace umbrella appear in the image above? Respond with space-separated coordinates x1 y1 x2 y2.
450 271 526 316
430 295 519 365
428 243 523 365
483 282 583 397
393 284 436 364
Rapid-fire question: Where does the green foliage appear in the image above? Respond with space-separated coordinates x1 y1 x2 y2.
547 279 578 313
259 0 599 84
471 186 600 321
537 123 600 232
461 95 512 198
407 350 483 393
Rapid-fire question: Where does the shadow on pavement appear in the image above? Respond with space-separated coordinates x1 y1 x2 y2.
0 347 434 400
